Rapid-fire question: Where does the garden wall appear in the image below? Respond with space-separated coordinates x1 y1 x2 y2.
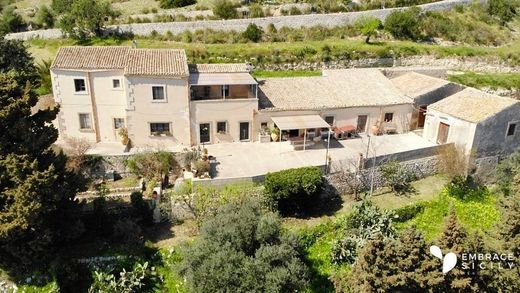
6 0 477 40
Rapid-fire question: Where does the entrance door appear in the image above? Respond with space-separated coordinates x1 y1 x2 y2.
199 123 210 143
417 106 427 128
437 122 450 144
357 115 368 133
239 122 250 141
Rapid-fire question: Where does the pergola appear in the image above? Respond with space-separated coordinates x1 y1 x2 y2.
271 115 332 165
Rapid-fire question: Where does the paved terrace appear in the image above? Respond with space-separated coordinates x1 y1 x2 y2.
81 132 436 178
205 132 435 179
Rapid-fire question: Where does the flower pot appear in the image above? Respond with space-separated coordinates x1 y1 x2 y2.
271 133 279 142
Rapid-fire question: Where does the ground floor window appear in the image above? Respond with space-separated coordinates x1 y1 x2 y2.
79 113 92 129
239 122 250 140
384 112 394 122
324 116 334 126
217 121 227 134
150 123 171 135
113 118 125 129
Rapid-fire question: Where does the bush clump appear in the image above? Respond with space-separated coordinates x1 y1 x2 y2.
180 199 309 292
159 0 197 9
264 166 324 214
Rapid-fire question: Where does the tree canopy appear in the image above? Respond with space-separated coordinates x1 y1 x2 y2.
180 199 308 292
58 0 118 40
0 39 85 276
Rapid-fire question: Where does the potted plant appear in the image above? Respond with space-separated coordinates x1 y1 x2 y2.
270 127 280 142
118 127 129 145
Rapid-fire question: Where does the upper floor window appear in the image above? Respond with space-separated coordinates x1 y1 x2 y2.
112 79 121 89
79 113 92 130
507 122 517 137
384 113 394 122
74 79 86 92
152 86 165 100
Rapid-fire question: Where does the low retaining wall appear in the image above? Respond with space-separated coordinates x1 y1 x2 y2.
6 0 476 40
361 143 451 168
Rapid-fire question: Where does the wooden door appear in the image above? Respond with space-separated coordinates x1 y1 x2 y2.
437 122 450 144
357 115 368 133
199 123 210 143
417 106 427 128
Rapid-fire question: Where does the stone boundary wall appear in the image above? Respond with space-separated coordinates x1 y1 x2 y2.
361 143 451 168
6 0 477 40
258 56 520 73
327 155 440 194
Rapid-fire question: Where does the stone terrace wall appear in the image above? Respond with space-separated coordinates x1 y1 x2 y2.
6 0 477 40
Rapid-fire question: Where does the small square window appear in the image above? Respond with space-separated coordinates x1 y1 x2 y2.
261 122 268 130
325 116 334 126
114 118 125 129
507 123 517 136
79 113 92 129
217 121 227 134
152 86 165 100
74 79 86 92
150 123 170 135
112 79 121 89
384 113 394 122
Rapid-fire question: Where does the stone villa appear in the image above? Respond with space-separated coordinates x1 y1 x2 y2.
50 46 520 159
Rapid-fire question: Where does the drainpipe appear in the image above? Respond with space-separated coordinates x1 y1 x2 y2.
87 72 101 143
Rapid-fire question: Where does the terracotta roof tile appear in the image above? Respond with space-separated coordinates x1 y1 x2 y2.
258 69 412 111
51 46 189 77
429 88 519 123
390 72 452 98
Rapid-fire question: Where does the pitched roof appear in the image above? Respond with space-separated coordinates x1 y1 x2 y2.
52 46 130 70
390 72 452 98
51 46 189 77
125 49 189 77
258 69 412 111
189 63 250 73
429 88 519 123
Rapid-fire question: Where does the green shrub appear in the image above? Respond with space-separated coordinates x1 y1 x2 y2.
330 236 359 264
180 199 309 292
89 262 158 292
159 0 197 9
393 202 426 222
248 4 264 18
242 23 263 42
113 218 144 247
212 0 238 19
384 7 423 40
444 176 487 200
264 166 324 214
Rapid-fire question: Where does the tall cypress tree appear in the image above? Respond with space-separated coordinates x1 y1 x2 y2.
0 39 85 276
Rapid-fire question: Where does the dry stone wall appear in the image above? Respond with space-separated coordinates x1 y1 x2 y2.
6 0 477 40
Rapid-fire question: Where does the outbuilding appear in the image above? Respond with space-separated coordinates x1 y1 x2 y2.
423 88 520 158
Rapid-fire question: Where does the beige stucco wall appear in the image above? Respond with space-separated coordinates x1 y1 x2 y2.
126 76 191 147
190 98 258 144
255 104 413 139
423 108 477 155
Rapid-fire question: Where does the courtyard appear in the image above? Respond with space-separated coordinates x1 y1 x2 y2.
205 132 436 179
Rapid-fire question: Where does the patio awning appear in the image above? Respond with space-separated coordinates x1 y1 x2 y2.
189 73 257 85
271 115 330 130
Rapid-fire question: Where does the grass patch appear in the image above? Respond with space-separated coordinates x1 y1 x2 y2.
448 71 520 90
400 189 500 240
252 70 322 78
